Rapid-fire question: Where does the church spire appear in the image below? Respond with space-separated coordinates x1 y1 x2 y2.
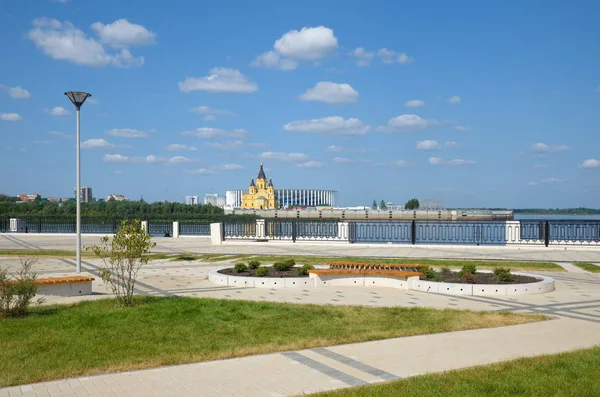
257 163 266 180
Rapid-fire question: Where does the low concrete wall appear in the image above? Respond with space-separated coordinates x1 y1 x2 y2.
208 268 555 295
36 280 93 297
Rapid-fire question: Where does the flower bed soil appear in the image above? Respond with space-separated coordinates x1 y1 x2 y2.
420 272 540 285
218 266 309 278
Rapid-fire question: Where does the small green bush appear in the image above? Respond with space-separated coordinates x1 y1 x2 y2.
255 267 269 277
297 264 315 276
422 266 437 279
0 258 42 318
284 258 296 266
248 260 261 269
273 261 293 271
234 263 248 273
462 273 476 284
440 267 452 274
459 263 477 276
494 267 513 283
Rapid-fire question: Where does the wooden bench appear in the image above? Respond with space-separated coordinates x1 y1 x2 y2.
308 263 425 289
35 276 95 297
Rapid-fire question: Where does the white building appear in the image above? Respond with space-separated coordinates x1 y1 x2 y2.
204 193 226 207
184 195 200 205
105 194 127 202
225 189 337 209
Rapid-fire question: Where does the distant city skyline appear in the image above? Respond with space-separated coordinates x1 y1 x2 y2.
1 1 599 208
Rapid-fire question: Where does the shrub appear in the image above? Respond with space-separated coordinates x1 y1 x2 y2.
440 267 452 274
255 267 269 277
273 261 293 272
248 260 261 269
297 264 315 276
234 263 248 273
494 267 513 283
284 258 295 266
462 273 476 284
422 266 437 279
459 263 477 276
0 257 43 318
87 219 156 307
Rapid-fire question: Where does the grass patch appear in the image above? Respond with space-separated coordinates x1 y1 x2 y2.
0 297 544 387
313 346 600 397
247 256 564 272
0 249 94 258
572 262 600 273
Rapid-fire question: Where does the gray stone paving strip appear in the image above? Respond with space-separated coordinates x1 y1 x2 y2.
281 351 368 387
311 348 400 381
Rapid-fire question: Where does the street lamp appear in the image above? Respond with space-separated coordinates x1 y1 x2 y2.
65 91 92 273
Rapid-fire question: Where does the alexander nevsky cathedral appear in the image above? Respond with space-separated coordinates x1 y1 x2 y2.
241 163 278 209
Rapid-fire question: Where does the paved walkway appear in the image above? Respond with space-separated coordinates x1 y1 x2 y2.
2 254 600 396
2 234 600 262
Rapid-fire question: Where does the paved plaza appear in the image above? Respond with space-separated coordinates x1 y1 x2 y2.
1 234 600 396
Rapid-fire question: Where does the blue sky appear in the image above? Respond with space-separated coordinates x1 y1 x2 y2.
1 0 599 208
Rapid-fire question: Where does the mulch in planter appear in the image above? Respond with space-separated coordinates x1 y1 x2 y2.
420 272 540 285
218 266 309 278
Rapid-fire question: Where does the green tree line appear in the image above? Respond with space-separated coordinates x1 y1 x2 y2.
0 195 228 219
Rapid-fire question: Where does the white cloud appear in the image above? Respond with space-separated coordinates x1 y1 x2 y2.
204 140 244 150
580 159 600 169
405 100 424 108
373 160 411 167
48 130 72 138
4 145 26 152
445 141 458 148
216 164 244 171
332 157 352 163
111 48 144 68
27 18 151 68
106 128 148 138
529 178 569 186
297 161 325 168
114 170 123 175
273 26 338 61
351 47 374 67
416 140 441 150
259 152 308 162
531 143 570 152
81 138 114 149
0 113 22 121
298 81 359 104
380 114 439 131
1 85 31 99
325 145 365 153
87 98 99 104
50 106 70 116
166 144 197 151
167 156 192 165
185 168 217 175
252 26 337 69
251 51 298 70
377 48 412 64
91 18 156 48
182 127 246 139
284 116 370 136
428 157 475 166
102 154 129 163
454 125 471 131
178 67 258 93
447 96 461 104
189 105 235 121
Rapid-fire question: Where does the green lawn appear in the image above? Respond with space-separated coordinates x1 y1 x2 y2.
313 346 600 397
246 255 564 272
572 262 600 273
0 297 544 387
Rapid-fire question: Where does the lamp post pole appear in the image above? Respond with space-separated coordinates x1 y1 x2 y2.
65 91 92 273
75 107 81 273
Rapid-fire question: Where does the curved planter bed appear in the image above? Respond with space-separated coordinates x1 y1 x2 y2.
410 270 555 296
208 268 555 295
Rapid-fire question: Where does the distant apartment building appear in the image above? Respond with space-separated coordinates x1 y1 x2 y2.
204 193 226 207
74 186 93 203
47 197 72 203
19 193 40 202
185 195 200 205
106 194 128 202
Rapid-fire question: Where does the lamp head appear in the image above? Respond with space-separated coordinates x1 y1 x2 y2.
64 91 92 110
